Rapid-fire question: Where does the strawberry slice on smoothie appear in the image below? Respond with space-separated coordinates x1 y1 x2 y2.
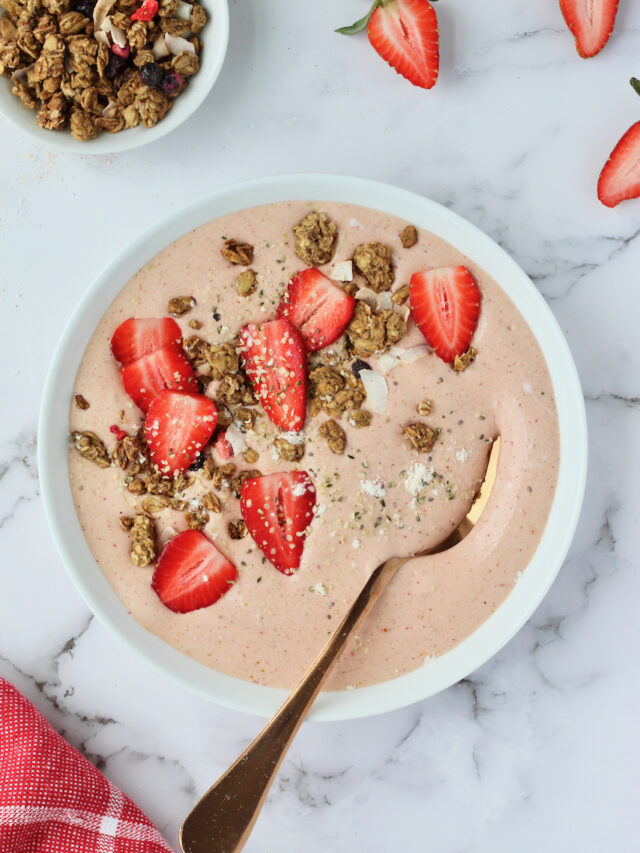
276 267 355 353
121 345 196 413
240 471 316 575
111 317 183 365
144 389 217 476
239 318 307 432
409 266 481 364
152 529 237 613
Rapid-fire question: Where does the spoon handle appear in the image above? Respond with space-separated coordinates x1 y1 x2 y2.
179 555 407 853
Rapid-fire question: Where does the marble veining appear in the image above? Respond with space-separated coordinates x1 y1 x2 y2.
1 0 639 850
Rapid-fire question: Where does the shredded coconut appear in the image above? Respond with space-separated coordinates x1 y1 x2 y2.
404 463 434 496
309 582 328 596
361 478 386 499
455 448 470 463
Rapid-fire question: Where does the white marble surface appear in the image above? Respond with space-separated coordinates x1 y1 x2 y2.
1 0 639 849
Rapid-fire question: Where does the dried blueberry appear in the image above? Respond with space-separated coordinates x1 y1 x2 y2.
105 53 128 80
189 454 207 471
161 71 183 95
75 0 95 16
351 359 371 378
139 62 165 89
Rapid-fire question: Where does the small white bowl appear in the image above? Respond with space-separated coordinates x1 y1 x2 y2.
38 175 588 721
0 0 228 155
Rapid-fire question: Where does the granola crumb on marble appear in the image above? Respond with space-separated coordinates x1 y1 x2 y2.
293 211 337 266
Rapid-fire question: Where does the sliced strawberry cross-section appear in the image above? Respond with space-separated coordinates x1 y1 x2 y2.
368 0 439 89
598 119 640 208
111 317 183 366
239 319 307 432
152 529 237 614
409 266 481 364
121 344 196 413
559 0 619 58
276 267 356 353
240 471 316 575
144 390 217 477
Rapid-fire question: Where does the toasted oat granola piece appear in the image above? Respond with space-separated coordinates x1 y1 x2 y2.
188 319 202 330
119 515 134 531
453 347 477 373
400 225 418 249
216 371 256 406
293 211 337 266
308 364 365 419
141 495 170 515
213 402 233 428
348 409 373 428
70 108 97 140
243 447 259 464
235 406 258 431
168 295 196 317
74 394 90 410
130 513 156 567
417 399 433 416
275 437 305 462
127 477 147 496
404 423 438 453
113 433 148 476
212 462 236 491
228 519 247 540
229 469 262 498
71 430 110 467
147 471 191 496
319 419 346 455
190 3 206 33
37 92 67 130
352 242 394 292
221 239 254 265
391 284 410 305
185 506 209 530
236 269 257 297
201 491 222 513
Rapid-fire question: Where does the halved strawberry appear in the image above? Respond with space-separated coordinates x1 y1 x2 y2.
111 317 182 365
239 319 307 432
559 0 618 58
152 529 237 613
145 390 217 476
276 268 355 353
598 119 640 208
121 345 196 412
240 471 316 575
409 266 481 364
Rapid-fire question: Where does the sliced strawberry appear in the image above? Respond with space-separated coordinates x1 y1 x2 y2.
276 268 355 353
152 529 237 613
368 0 438 90
559 0 618 58
239 319 307 432
111 317 182 366
598 120 640 208
121 344 196 413
409 266 481 364
214 430 234 461
240 471 316 575
145 390 217 476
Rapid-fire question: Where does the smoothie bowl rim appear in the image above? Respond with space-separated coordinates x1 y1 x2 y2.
38 173 588 722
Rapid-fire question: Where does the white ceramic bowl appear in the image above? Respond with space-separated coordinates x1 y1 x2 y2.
0 0 228 155
38 174 588 721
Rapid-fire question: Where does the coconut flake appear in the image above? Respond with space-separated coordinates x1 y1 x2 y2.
359 368 388 414
388 344 431 364
11 63 33 83
355 287 378 309
165 32 196 55
361 478 386 499
377 291 393 311
377 352 398 374
94 29 110 47
405 463 434 496
102 99 117 118
226 423 247 455
331 260 353 282
153 33 170 59
109 24 127 48
93 0 116 31
176 0 193 21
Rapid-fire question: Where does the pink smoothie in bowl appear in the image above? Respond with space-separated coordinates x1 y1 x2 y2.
39 176 587 720
67 198 559 688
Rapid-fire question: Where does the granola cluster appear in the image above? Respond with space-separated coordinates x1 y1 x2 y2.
352 242 394 292
308 364 366 419
0 0 207 140
293 211 337 267
345 301 407 358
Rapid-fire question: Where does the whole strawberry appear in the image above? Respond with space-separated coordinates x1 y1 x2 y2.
338 0 439 90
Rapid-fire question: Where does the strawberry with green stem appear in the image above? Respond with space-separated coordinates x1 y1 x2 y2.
598 78 640 208
338 0 439 90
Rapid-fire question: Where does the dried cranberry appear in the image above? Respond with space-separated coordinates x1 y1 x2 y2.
351 358 371 378
139 62 165 89
111 42 130 59
161 71 183 95
105 53 128 80
75 0 96 16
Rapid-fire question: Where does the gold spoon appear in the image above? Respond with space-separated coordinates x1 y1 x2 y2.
180 437 501 853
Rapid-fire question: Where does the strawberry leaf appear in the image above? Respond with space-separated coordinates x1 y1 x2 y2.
336 0 382 35
631 77 640 97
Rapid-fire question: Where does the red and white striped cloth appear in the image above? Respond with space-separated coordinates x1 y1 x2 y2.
0 678 174 852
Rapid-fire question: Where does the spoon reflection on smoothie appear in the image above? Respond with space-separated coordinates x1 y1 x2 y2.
180 438 501 853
